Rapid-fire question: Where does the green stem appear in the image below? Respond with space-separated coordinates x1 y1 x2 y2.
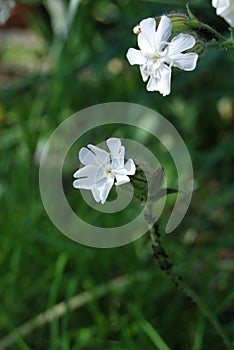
204 39 234 50
198 22 227 42
231 28 234 43
188 21 234 50
145 207 234 350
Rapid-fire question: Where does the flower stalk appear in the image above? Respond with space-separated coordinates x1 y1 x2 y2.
195 22 227 42
231 27 234 42
144 204 234 350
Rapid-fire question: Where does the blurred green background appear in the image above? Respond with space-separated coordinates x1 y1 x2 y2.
0 0 234 349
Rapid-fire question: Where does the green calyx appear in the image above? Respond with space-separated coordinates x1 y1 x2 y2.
166 13 191 37
166 13 206 56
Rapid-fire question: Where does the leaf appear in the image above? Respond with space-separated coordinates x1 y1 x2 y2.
140 319 172 350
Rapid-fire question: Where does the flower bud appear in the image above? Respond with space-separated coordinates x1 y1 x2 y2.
133 24 141 34
164 13 190 37
166 13 206 56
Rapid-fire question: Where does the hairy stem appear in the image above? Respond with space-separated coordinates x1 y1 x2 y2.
204 40 234 50
145 207 233 350
231 28 234 43
187 20 234 49
198 23 227 42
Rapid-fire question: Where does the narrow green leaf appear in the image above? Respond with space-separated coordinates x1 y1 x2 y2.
140 319 172 350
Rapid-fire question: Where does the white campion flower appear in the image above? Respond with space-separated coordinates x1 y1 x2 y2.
73 138 136 204
126 16 198 96
212 0 234 27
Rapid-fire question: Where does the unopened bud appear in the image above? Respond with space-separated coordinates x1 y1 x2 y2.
161 13 206 56
133 24 141 34
164 13 190 37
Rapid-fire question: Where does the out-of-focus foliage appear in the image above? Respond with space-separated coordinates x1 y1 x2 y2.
0 0 234 349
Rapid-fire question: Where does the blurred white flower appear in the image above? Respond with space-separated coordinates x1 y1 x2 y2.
212 0 234 27
126 16 198 96
0 0 15 25
73 138 136 204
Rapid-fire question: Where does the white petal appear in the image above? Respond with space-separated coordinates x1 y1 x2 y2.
93 177 115 204
212 0 230 14
112 155 124 170
139 18 156 49
73 165 98 189
101 178 115 204
124 159 136 175
79 147 97 165
225 13 234 26
115 175 130 186
114 167 128 176
95 166 107 183
171 52 198 71
92 177 108 203
222 5 234 25
168 34 196 56
107 138 125 169
113 148 125 169
111 160 122 171
126 48 146 65
106 138 121 157
155 16 172 49
146 65 171 96
157 65 171 96
87 144 110 165
140 64 150 82
73 164 97 179
73 179 90 189
138 18 156 53
212 0 219 8
91 186 101 202
146 76 159 92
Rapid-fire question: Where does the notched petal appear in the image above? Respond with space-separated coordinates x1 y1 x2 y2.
139 17 156 49
73 164 97 189
115 174 130 186
169 34 196 55
155 16 172 49
124 159 136 175
126 48 146 65
146 76 159 92
140 65 150 82
94 177 114 204
172 52 198 71
148 65 171 96
79 147 96 165
106 138 121 156
87 144 109 165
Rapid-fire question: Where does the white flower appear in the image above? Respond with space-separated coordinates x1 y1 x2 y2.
126 16 198 96
212 0 234 27
73 138 136 204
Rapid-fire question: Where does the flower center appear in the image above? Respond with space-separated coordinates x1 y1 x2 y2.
105 167 114 176
143 53 165 78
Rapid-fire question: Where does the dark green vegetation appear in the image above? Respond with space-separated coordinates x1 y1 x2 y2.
0 0 234 349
